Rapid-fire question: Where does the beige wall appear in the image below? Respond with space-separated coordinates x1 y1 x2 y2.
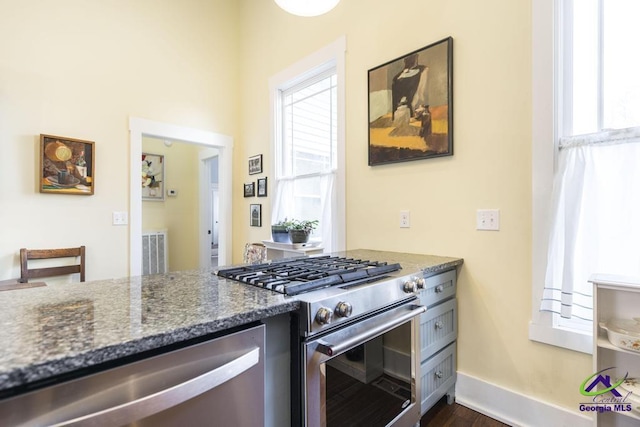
237 0 590 413
0 0 592 416
0 0 239 280
141 137 200 272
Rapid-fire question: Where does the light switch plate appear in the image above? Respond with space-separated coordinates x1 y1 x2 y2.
113 211 128 225
476 209 499 231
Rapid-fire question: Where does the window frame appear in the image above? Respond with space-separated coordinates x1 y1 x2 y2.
268 37 346 252
278 69 337 179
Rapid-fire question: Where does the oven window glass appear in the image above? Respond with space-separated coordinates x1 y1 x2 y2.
323 322 413 426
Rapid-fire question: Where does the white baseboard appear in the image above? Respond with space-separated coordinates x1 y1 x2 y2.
455 372 592 427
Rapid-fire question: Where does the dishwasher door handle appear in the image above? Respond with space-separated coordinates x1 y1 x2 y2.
52 346 260 427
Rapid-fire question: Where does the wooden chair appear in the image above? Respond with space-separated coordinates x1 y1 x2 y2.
19 246 86 283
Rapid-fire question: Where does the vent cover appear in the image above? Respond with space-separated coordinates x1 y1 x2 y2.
142 230 168 275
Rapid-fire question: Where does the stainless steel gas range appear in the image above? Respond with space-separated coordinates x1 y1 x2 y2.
217 249 461 427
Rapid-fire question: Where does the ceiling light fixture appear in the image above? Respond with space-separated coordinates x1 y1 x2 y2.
274 0 340 17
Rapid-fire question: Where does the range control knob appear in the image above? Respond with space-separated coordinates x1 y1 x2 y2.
315 307 333 325
415 277 426 289
403 279 417 293
335 301 353 318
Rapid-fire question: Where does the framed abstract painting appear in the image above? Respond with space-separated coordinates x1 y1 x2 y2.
368 37 453 166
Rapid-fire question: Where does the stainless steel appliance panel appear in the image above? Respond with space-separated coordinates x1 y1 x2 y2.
0 324 265 427
303 303 424 427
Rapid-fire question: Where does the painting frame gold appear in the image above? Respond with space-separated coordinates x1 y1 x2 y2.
368 37 453 166
40 134 95 195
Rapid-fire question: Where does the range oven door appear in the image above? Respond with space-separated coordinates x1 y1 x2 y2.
303 302 425 427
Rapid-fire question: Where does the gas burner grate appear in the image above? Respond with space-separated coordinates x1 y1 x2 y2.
216 256 401 295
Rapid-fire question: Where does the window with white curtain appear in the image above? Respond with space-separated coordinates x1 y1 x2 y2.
270 38 346 253
537 0 640 340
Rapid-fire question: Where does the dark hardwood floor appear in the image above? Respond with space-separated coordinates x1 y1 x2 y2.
325 364 509 426
421 396 510 426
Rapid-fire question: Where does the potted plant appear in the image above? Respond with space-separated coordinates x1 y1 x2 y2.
271 219 291 243
285 219 319 244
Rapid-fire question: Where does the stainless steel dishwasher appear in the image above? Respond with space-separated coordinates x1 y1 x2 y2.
0 323 265 426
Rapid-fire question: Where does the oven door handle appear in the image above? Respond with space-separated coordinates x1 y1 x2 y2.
314 304 425 357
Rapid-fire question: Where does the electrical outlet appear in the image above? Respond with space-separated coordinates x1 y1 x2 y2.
476 209 500 231
400 211 410 228
113 211 128 225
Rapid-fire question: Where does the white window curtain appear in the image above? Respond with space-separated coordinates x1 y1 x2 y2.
272 171 335 251
272 65 338 252
540 127 640 326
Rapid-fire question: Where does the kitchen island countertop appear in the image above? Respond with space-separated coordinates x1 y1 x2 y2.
0 249 463 396
0 269 298 394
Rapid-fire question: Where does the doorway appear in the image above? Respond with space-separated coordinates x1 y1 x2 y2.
209 161 219 267
199 151 219 268
129 117 233 276
210 182 219 267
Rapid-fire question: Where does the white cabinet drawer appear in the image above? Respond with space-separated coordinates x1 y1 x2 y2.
420 342 456 415
420 298 457 362
418 269 456 308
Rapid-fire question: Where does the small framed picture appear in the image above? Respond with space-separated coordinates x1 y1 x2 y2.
142 153 165 201
244 182 255 197
248 154 263 175
250 204 262 227
257 177 267 197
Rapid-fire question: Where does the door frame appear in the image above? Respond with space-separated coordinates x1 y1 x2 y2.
129 117 233 275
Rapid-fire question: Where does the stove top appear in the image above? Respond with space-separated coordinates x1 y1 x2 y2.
216 256 402 296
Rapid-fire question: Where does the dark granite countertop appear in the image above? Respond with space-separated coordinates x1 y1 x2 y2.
0 249 462 396
0 269 298 394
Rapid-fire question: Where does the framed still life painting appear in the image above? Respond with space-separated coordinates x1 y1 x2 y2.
368 37 453 166
40 134 95 195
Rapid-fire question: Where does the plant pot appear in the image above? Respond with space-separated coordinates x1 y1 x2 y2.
271 225 290 243
288 229 310 244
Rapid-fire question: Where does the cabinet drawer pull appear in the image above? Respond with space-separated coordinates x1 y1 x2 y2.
435 370 444 379
435 285 444 293
435 321 444 330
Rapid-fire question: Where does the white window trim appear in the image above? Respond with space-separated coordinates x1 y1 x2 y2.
529 0 593 354
268 37 346 252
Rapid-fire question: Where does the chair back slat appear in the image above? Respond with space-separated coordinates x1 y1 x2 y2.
19 246 86 283
25 248 83 259
24 266 82 279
